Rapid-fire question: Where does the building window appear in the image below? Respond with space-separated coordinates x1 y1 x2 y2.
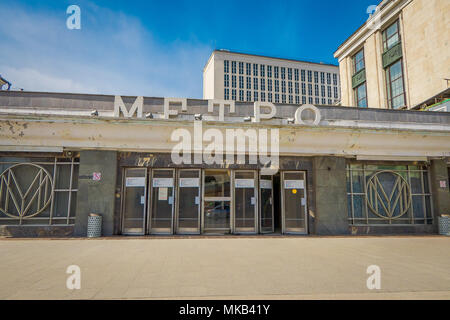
231 75 236 88
354 83 367 108
275 80 279 92
268 79 273 92
334 86 338 99
294 69 299 81
353 48 365 73
254 91 258 101
239 62 244 74
268 92 273 102
281 80 286 93
246 63 251 76
322 98 326 104
224 88 229 100
307 70 312 82
321 85 325 97
239 90 244 101
274 67 279 78
386 60 406 109
267 66 272 78
239 76 244 89
295 95 299 104
224 74 229 87
382 20 400 52
346 163 433 225
282 94 286 104
308 83 312 96
224 60 229 73
246 91 251 102
315 97 319 104
302 96 306 104
261 78 265 91
0 157 79 225
301 83 306 95
253 77 258 90
281 67 286 80
275 93 279 103
320 72 325 84
260 65 265 77
231 61 236 74
326 73 331 85
231 89 236 100
288 68 292 80
261 92 265 102
327 86 331 98
308 97 313 104
295 82 299 95
333 73 338 86
314 71 318 83
301 70 306 82
246 77 251 89
314 84 319 96
253 64 258 76
328 99 332 104
289 95 293 104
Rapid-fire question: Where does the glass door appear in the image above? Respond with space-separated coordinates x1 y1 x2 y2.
176 169 201 234
121 168 147 235
281 171 308 234
149 169 175 234
233 171 257 234
259 174 274 233
203 170 231 233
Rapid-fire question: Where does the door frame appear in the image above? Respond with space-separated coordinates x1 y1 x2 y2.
175 169 201 234
280 170 308 235
259 173 274 234
232 170 258 234
148 168 175 235
120 167 148 235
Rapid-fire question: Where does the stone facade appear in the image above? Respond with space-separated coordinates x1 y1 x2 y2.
335 0 449 109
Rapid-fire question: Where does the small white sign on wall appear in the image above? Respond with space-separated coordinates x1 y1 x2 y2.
179 178 200 188
126 177 146 187
284 180 304 189
260 179 273 189
158 187 168 201
153 178 173 188
235 179 255 188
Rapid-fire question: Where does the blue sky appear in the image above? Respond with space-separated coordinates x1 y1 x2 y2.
0 0 378 98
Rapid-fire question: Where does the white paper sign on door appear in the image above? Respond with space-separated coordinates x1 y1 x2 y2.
158 187 168 200
126 177 146 187
153 178 173 188
235 179 255 188
301 198 306 206
260 179 272 189
284 180 304 189
179 178 199 188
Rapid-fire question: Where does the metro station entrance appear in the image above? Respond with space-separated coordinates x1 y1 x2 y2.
121 168 308 235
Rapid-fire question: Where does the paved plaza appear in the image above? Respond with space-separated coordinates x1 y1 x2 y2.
0 236 449 299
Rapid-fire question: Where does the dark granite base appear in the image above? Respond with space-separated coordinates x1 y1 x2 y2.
0 225 74 237
349 225 435 235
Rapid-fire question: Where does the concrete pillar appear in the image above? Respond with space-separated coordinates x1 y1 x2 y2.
430 159 450 232
312 156 349 235
74 150 117 236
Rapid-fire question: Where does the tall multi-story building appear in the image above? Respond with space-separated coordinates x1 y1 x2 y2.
334 0 449 110
203 50 341 105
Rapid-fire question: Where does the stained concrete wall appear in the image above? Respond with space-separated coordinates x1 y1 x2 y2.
312 157 349 235
430 159 450 232
74 150 117 236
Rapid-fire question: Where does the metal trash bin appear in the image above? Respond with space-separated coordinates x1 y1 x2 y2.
438 215 449 236
87 213 102 238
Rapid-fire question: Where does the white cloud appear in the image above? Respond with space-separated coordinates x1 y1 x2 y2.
0 2 212 98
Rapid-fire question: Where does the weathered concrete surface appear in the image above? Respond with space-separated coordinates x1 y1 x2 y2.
0 237 449 300
313 157 349 235
74 150 117 236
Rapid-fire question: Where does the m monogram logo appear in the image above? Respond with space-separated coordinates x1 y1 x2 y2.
366 171 411 219
0 164 53 220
